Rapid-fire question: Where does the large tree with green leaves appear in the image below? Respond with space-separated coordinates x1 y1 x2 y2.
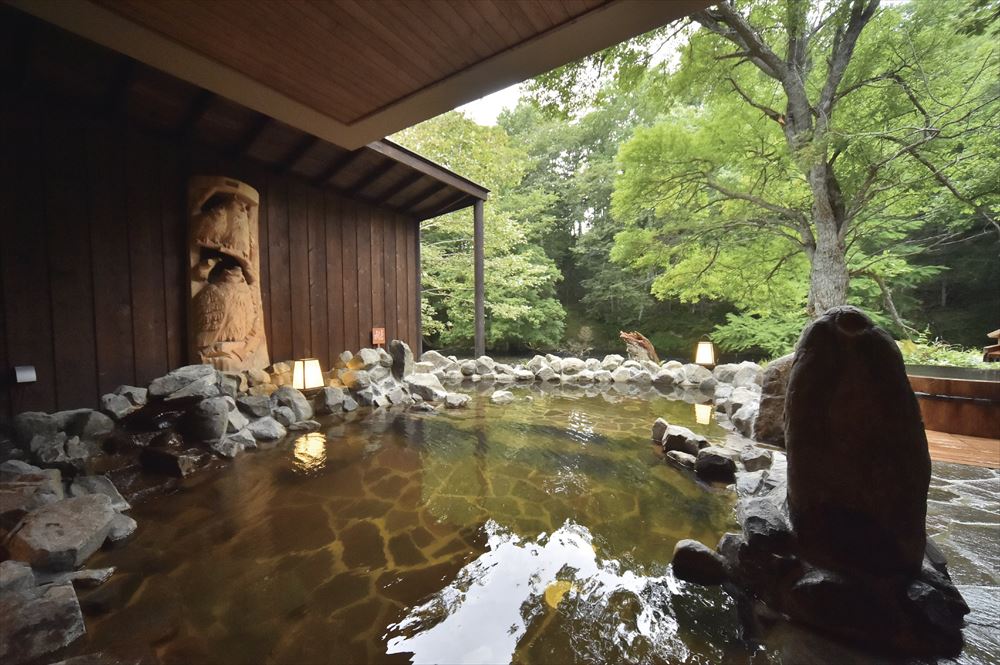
532 0 999 351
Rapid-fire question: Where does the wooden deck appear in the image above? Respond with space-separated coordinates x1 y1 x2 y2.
926 429 1000 468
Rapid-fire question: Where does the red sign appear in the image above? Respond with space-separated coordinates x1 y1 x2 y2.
372 327 386 346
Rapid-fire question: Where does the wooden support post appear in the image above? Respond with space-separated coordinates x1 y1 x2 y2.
474 199 485 358
416 222 423 357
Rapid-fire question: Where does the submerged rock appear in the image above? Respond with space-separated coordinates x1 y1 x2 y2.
786 306 930 577
490 390 515 405
445 393 470 409
664 450 697 471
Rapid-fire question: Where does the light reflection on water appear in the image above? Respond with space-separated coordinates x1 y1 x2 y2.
292 432 327 472
386 520 687 665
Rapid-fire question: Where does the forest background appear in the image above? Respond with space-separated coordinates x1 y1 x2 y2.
393 0 998 365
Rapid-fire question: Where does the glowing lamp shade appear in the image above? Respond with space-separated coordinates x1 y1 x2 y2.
292 358 324 391
694 340 716 367
695 403 713 425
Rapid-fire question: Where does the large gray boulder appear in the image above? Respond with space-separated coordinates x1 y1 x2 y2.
682 363 713 386
53 409 114 440
561 357 586 375
694 446 738 482
270 386 313 422
661 425 709 456
785 306 930 577
8 495 117 571
247 416 287 441
184 397 230 443
389 339 414 379
753 353 794 446
236 394 272 418
601 354 624 371
731 402 759 439
672 539 728 585
0 582 86 665
148 364 216 399
100 393 136 420
114 384 148 407
67 475 130 512
420 350 452 370
404 373 447 401
313 387 347 415
12 412 59 447
348 348 381 371
0 463 64 528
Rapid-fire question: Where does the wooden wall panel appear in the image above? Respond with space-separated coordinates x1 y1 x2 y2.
341 200 360 353
87 127 135 394
356 205 372 348
287 181 311 359
307 187 327 366
266 178 292 363
370 212 385 336
46 124 98 409
1 120 56 413
395 218 408 345
324 192 344 364
160 139 186 371
0 112 422 420
382 214 397 343
125 131 169 387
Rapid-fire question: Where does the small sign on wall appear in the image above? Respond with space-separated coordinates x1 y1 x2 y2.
372 327 386 346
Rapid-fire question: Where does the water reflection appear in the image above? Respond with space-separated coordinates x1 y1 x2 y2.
694 403 713 425
385 520 688 665
292 432 327 472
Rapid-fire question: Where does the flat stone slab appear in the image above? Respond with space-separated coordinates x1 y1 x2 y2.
0 582 85 665
8 495 116 571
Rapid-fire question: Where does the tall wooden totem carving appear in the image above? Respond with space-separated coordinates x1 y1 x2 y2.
188 176 270 371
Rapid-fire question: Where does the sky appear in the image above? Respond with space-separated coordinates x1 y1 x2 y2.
456 82 523 126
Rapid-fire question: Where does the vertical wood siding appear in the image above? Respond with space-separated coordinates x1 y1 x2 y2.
0 115 421 419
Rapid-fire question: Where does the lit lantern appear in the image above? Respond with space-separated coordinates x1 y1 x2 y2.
695 403 713 425
694 338 717 367
292 358 324 392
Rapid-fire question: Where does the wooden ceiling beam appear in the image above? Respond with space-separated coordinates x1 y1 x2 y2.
228 113 272 159
377 171 424 203
347 160 397 196
420 192 471 220
174 88 215 139
398 181 447 212
102 57 135 115
278 134 319 173
313 148 364 186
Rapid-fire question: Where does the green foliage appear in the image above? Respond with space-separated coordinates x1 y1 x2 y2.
391 112 565 351
898 337 993 369
710 310 810 357
531 0 998 354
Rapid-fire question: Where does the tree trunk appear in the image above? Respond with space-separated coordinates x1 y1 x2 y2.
806 166 850 316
